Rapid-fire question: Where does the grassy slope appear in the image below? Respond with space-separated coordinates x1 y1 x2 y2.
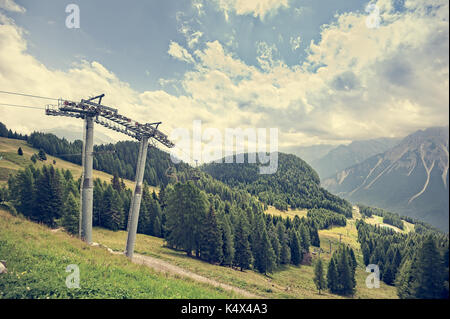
0 209 239 299
93 206 399 299
1 137 400 299
0 137 159 193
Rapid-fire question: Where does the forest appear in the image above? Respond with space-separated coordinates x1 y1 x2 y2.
201 153 353 216
356 219 449 298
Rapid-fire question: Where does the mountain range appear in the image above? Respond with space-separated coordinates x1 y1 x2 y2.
309 137 401 179
322 126 449 231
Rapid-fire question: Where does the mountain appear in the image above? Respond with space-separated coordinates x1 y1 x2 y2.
201 152 353 216
311 137 401 179
322 127 449 231
283 144 337 163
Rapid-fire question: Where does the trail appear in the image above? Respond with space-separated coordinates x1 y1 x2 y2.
92 243 260 298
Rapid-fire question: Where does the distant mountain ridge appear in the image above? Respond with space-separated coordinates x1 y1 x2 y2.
310 137 401 179
323 126 449 231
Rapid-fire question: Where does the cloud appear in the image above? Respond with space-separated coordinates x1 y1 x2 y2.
215 0 290 20
0 0 25 13
0 0 448 162
167 41 195 63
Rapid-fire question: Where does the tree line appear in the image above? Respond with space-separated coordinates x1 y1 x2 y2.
356 219 449 299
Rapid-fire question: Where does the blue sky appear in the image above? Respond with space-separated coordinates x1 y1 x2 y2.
11 0 374 92
0 0 448 161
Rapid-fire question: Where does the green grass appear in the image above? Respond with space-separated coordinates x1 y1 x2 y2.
0 209 239 299
93 217 399 299
0 137 161 193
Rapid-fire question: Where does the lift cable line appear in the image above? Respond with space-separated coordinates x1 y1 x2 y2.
0 90 59 101
44 93 174 259
0 102 45 110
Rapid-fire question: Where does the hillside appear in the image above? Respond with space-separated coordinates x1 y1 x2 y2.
0 136 139 190
0 207 399 299
0 209 240 298
323 127 449 231
311 137 401 179
201 152 352 216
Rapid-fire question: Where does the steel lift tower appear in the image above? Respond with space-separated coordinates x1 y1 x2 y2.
45 94 174 258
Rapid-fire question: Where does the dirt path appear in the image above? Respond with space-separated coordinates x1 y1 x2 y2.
93 243 260 298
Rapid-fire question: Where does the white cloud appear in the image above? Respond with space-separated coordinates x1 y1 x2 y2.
0 0 448 160
215 0 290 20
167 41 195 64
0 0 25 13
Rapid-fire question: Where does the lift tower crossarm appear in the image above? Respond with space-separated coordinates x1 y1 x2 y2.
44 94 175 253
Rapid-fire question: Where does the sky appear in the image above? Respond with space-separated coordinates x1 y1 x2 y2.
0 0 448 163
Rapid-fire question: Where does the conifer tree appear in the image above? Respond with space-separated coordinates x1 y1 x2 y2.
220 215 234 267
414 235 445 299
327 257 338 293
289 229 302 266
165 182 207 256
314 258 326 294
276 222 291 264
233 213 252 271
200 205 223 263
60 192 79 234
253 218 276 274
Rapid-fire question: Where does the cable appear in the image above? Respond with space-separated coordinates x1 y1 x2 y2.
0 103 45 110
0 90 59 101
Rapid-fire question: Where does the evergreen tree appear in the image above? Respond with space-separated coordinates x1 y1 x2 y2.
102 185 124 231
336 247 355 296
164 182 207 256
34 165 63 227
414 236 445 299
289 229 302 266
276 222 291 264
327 257 338 293
200 205 223 263
220 215 234 267
253 217 276 274
38 149 47 161
59 192 79 235
233 213 252 271
313 258 326 294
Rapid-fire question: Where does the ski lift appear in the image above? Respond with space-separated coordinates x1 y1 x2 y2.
165 166 178 183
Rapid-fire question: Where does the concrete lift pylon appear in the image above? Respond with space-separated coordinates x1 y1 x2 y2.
45 94 174 258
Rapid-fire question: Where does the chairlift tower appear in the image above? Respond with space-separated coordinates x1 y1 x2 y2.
45 94 174 258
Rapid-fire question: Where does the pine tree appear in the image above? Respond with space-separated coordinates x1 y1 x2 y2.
289 229 302 266
336 247 355 296
253 217 276 274
276 222 291 264
327 257 338 293
34 165 64 227
103 185 124 231
414 235 445 299
165 182 207 256
220 216 234 267
200 205 223 263
60 192 79 234
314 258 326 294
38 149 47 161
233 213 252 271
